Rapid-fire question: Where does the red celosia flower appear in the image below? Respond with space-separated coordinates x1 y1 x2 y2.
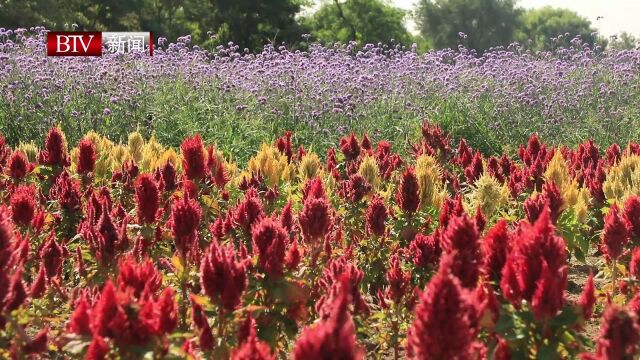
252 217 287 278
135 174 160 225
486 156 504 183
588 305 640 359
407 267 476 359
501 207 567 307
51 170 82 213
421 121 451 155
523 193 546 223
285 237 301 271
530 260 567 320
200 240 247 312
40 229 63 279
231 315 275 360
68 294 92 335
160 161 177 191
280 201 294 232
602 203 631 261
235 189 265 233
365 196 387 237
7 150 31 179
340 133 361 161
275 131 293 162
181 135 208 180
396 168 420 214
302 177 326 202
385 254 411 304
481 219 511 281
30 264 47 299
624 196 640 239
630 248 640 279
299 196 332 244
606 143 622 166
117 256 163 299
91 281 125 338
440 214 481 288
97 198 118 264
155 287 178 334
409 232 441 269
316 256 368 317
4 269 27 312
342 174 371 203
169 195 202 257
199 322 215 351
23 327 48 355
40 127 70 167
293 277 363 360
464 151 484 183
85 336 110 360
543 181 564 222
578 272 596 321
10 185 36 226
77 138 97 174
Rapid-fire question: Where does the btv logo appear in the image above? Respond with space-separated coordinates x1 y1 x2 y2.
47 31 153 56
47 32 102 56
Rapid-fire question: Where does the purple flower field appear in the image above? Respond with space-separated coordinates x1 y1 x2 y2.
1 27 640 159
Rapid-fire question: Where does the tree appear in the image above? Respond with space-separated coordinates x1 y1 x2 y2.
517 7 596 50
304 0 414 45
415 0 520 52
204 0 307 51
608 32 638 50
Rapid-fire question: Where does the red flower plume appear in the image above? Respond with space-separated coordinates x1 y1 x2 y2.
77 138 97 175
40 127 70 167
293 277 363 360
440 214 481 288
200 240 247 312
299 196 332 244
396 168 420 214
481 219 511 281
180 135 208 180
169 195 202 257
624 196 640 239
7 150 31 179
251 217 287 278
231 314 275 360
407 265 476 359
10 185 36 226
602 203 631 261
578 272 596 321
365 196 387 237
135 174 160 225
587 305 640 360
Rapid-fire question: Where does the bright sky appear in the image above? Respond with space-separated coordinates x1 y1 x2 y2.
393 0 640 37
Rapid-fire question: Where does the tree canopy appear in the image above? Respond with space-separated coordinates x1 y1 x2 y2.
517 6 596 50
415 0 520 52
303 0 413 45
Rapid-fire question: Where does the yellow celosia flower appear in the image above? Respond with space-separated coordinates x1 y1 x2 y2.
603 155 640 203
574 187 591 223
298 152 322 181
109 144 132 171
415 154 443 209
140 136 164 171
470 174 509 217
358 155 380 189
17 142 39 163
127 131 145 163
248 144 291 187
